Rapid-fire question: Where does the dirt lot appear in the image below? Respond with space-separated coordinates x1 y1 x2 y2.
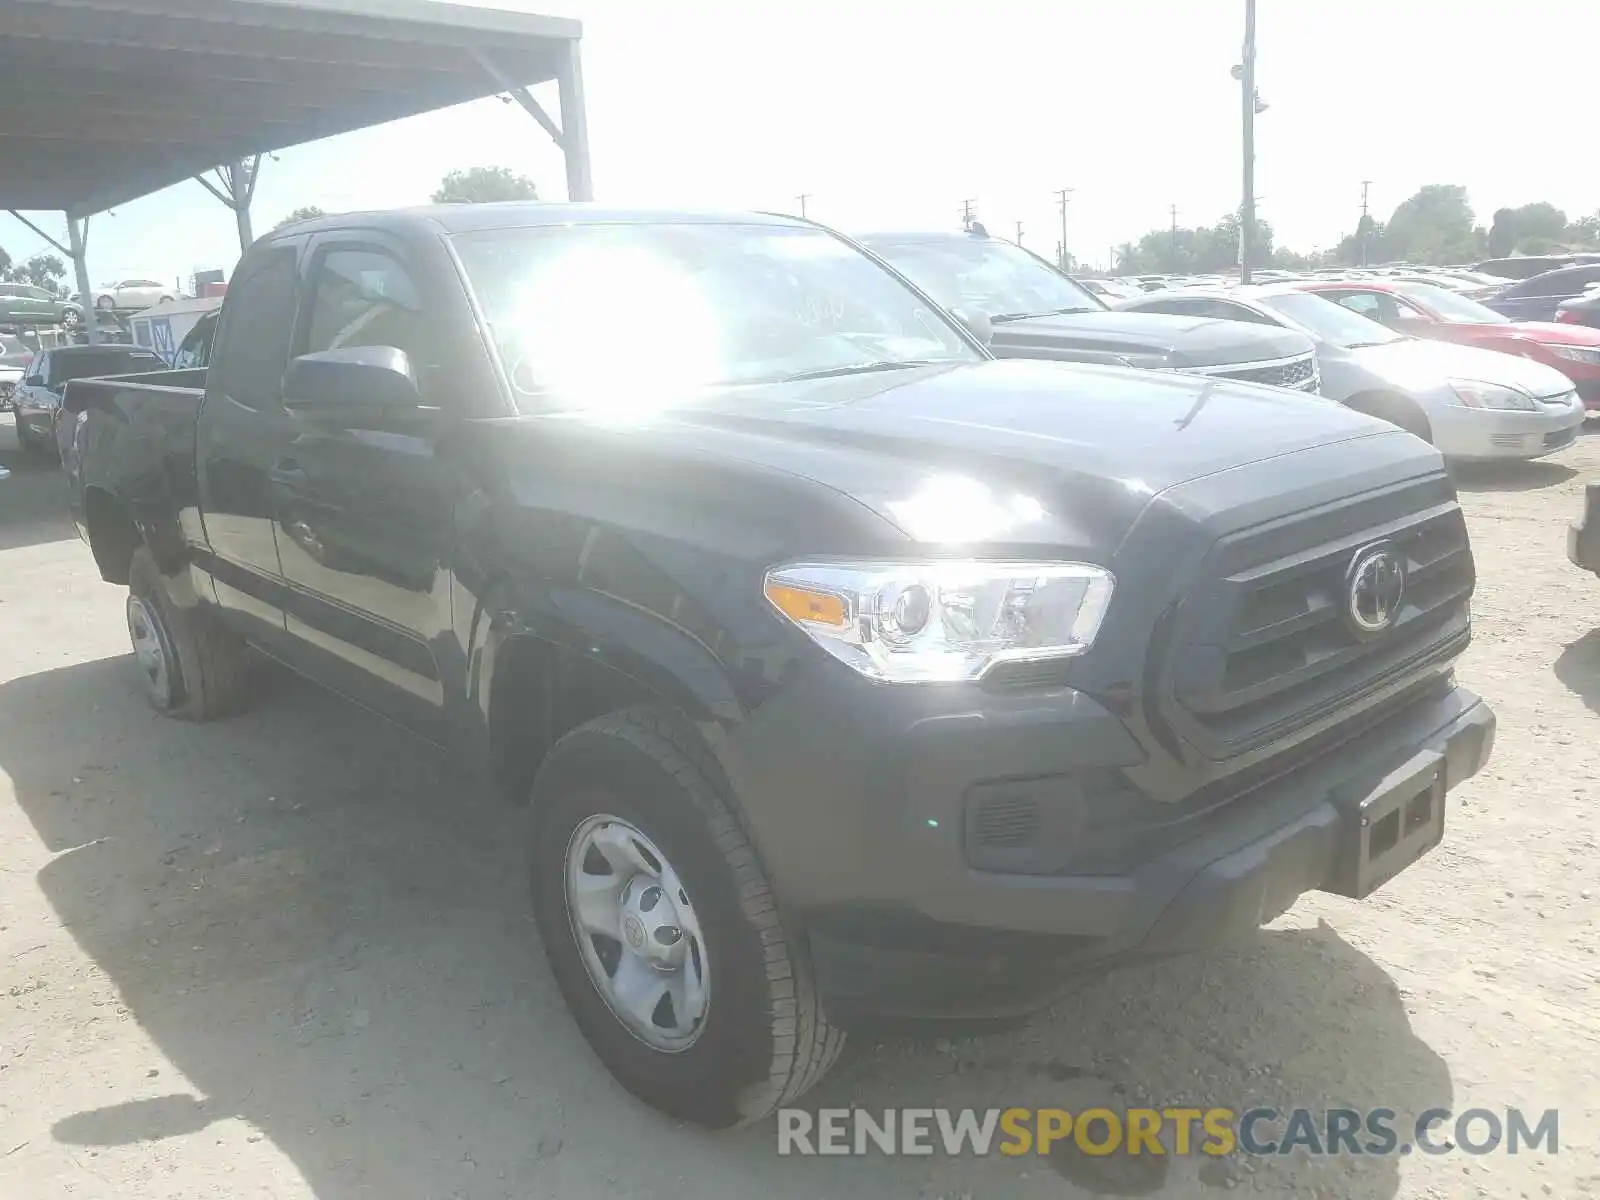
1 413 1595 1200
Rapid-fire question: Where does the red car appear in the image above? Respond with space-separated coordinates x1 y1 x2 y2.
1295 278 1600 410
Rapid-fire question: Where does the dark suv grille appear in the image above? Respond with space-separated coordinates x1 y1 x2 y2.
1161 477 1472 760
1210 353 1319 392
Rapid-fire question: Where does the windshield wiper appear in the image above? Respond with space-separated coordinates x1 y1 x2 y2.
781 359 944 382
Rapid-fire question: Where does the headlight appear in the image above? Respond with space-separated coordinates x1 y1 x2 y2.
763 560 1114 682
1448 379 1536 411
1541 344 1600 366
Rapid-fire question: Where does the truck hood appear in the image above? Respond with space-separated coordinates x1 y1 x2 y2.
988 310 1311 369
1354 337 1578 398
542 359 1404 556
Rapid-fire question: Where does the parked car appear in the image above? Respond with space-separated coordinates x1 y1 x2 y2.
11 344 166 458
64 204 1494 1127
0 282 82 327
0 333 34 411
94 279 175 311
858 230 1320 391
1556 290 1600 331
1474 254 1600 281
1078 277 1145 304
1118 285 1584 459
1295 278 1600 409
1482 265 1600 323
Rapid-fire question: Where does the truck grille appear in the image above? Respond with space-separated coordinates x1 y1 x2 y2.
1208 353 1319 392
1160 477 1472 760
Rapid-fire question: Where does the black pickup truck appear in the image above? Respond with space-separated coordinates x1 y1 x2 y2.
64 205 1494 1128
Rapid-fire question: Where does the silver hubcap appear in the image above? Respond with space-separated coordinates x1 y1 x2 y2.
564 815 710 1052
126 596 172 706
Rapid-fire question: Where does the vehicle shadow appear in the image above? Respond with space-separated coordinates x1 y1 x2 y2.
1553 629 1600 719
2 657 1448 1199
0 417 75 552
1450 459 1578 493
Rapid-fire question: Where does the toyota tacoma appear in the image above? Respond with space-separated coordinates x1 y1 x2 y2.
62 205 1493 1128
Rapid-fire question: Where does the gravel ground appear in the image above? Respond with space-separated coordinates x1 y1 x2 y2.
0 412 1596 1199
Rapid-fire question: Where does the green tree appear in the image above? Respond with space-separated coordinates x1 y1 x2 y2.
275 205 326 229
0 251 68 294
432 167 539 204
1509 201 1567 246
1569 211 1600 248
1383 185 1480 264
1487 208 1517 258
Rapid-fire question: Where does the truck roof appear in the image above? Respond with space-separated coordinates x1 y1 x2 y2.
272 204 812 240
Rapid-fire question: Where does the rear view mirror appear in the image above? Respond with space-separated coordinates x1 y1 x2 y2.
282 346 427 418
955 308 993 346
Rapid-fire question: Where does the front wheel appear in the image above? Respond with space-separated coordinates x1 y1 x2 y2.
530 709 844 1127
60 307 81 326
95 295 115 311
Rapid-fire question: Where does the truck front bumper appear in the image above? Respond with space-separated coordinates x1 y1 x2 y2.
726 674 1494 1019
1568 481 1600 575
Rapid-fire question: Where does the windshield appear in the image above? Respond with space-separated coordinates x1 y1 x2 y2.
1258 291 1407 348
451 222 980 411
863 237 1104 321
1392 282 1510 325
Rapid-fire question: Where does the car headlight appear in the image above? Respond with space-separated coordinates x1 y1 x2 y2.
763 560 1114 682
1541 344 1600 366
1448 379 1537 411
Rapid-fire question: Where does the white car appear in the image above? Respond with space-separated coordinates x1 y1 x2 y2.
1119 285 1584 462
95 279 175 312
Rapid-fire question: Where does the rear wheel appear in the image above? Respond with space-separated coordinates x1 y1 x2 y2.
530 708 844 1127
127 546 254 719
95 295 115 311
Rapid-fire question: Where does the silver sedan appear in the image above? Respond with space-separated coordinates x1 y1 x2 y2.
1118 285 1584 461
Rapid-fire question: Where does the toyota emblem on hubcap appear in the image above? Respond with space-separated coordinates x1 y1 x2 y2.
1346 545 1405 634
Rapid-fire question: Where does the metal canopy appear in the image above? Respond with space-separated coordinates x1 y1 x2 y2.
1 0 591 218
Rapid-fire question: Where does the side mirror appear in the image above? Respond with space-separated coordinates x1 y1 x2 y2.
955 308 993 346
282 346 428 420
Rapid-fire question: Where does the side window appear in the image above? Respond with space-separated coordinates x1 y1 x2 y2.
25 353 48 385
301 248 427 369
1329 290 1400 323
1184 298 1278 325
210 247 299 410
173 313 217 370
1525 272 1578 297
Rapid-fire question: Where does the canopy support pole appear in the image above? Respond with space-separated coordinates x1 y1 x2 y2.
195 157 261 254
557 40 592 202
473 43 592 202
66 213 98 345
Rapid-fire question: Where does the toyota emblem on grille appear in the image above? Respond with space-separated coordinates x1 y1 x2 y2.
1346 545 1405 634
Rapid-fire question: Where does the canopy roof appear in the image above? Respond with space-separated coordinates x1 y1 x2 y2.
2 0 584 215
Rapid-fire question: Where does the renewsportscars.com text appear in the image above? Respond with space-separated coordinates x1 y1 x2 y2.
776 1107 1559 1158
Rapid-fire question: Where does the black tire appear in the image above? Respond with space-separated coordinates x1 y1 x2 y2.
95 295 115 311
530 707 844 1127
127 546 253 720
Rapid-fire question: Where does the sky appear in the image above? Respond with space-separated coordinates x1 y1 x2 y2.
7 0 1600 285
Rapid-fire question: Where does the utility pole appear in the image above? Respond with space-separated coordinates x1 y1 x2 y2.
1239 0 1258 283
1014 220 1024 247
960 199 977 231
1170 204 1180 271
1055 187 1074 270
795 193 811 219
1358 180 1372 267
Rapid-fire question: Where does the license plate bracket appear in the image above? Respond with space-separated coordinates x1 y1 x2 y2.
1327 751 1446 899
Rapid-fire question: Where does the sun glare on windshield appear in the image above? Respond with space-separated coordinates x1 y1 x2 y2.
502 244 725 416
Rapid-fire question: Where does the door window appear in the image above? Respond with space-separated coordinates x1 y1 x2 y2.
209 247 299 410
1328 290 1405 324
301 248 428 372
173 312 218 370
24 353 48 385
